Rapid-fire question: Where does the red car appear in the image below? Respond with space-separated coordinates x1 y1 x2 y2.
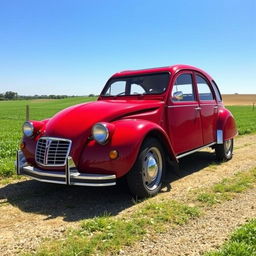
17 65 237 198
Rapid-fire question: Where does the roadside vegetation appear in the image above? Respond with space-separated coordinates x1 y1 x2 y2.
194 167 256 206
28 201 199 256
205 219 256 256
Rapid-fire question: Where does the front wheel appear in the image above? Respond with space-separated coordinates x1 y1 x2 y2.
126 138 165 198
215 138 234 161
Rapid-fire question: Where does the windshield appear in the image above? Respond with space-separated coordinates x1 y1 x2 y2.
102 73 170 96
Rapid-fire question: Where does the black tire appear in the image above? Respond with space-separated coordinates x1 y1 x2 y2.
126 138 166 198
215 138 234 161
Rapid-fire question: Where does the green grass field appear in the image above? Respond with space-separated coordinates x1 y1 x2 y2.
227 106 256 135
0 97 96 177
0 99 255 178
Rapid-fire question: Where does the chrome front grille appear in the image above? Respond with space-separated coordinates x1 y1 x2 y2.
35 137 72 166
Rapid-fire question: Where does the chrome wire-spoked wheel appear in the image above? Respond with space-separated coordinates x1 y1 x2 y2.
127 138 166 198
215 138 234 161
142 147 163 191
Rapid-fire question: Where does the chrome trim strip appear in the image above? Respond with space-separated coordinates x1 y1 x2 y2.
21 165 116 181
168 105 198 108
22 174 67 185
217 130 223 144
177 142 216 159
71 172 116 180
71 182 116 187
16 150 28 175
168 104 218 108
199 104 217 106
22 166 65 177
65 157 70 185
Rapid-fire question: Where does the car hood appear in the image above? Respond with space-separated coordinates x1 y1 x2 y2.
44 100 163 139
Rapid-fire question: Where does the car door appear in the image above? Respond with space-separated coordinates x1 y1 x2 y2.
195 73 218 145
167 72 203 155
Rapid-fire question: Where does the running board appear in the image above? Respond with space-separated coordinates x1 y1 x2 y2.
176 142 216 159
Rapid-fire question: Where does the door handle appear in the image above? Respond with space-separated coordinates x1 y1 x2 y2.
214 106 218 109
195 107 201 111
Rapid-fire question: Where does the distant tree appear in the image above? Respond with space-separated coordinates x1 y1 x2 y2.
88 94 95 97
4 91 18 100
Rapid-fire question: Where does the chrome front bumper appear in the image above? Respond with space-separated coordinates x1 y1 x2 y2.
16 151 116 187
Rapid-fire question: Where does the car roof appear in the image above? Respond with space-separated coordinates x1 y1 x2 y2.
112 64 214 81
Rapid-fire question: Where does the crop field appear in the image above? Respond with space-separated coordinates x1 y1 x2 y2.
222 94 256 106
0 95 255 178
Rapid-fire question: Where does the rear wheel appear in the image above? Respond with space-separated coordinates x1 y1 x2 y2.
215 138 234 161
127 138 165 198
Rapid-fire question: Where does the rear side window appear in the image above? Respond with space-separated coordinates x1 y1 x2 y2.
172 74 195 102
212 80 222 102
196 75 214 101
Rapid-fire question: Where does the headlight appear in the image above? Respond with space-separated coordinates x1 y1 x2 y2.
92 123 109 144
23 121 34 137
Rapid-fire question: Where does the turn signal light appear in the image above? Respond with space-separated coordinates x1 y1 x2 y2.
109 150 119 160
20 142 25 149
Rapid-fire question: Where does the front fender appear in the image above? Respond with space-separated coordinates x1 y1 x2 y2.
217 108 237 141
78 119 176 178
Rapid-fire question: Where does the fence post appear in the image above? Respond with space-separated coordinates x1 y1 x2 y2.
26 105 30 121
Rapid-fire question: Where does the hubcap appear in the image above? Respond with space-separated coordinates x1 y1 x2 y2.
224 139 232 157
142 147 163 191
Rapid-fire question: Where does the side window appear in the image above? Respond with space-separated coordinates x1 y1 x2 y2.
172 74 195 102
212 80 222 102
130 83 146 95
196 75 214 101
105 81 126 96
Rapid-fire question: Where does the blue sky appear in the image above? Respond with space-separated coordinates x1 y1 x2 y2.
0 0 255 95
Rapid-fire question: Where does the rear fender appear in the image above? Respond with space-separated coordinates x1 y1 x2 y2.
217 108 237 143
79 119 177 178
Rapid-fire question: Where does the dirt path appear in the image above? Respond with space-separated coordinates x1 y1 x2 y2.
122 187 256 256
0 134 256 255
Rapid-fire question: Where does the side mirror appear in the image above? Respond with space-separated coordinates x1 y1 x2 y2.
172 91 183 101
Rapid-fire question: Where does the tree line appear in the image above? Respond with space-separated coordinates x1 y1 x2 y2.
0 91 97 100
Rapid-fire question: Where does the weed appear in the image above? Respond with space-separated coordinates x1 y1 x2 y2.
195 168 256 206
29 201 200 256
205 219 256 256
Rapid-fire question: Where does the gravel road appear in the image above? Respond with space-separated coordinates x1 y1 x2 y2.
0 134 256 255
121 187 256 256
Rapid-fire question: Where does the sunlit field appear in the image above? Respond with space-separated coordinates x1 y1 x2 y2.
0 96 255 178
0 97 96 177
